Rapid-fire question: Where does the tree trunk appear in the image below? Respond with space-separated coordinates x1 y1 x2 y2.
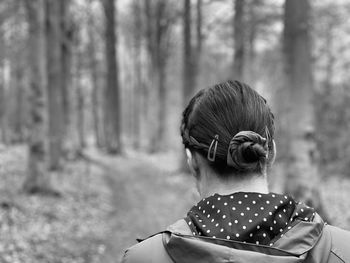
23 0 51 193
46 0 64 170
233 0 245 80
88 1 103 148
183 0 195 106
102 0 122 154
282 0 329 220
131 0 142 149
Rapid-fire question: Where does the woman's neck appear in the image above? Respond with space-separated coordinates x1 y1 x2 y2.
199 172 269 199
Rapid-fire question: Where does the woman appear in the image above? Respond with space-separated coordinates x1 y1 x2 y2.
121 80 350 263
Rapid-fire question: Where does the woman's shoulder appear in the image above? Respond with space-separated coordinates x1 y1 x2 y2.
326 225 350 262
120 219 189 263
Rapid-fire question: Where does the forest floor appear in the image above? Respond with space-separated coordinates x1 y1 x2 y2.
0 145 349 262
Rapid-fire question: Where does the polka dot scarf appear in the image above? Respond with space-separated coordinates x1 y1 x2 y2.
185 192 315 246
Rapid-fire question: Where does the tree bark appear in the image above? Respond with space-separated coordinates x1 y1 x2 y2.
102 0 122 154
282 0 329 219
233 0 245 80
23 0 51 193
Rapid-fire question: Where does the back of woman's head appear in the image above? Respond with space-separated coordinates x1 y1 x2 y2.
181 80 275 175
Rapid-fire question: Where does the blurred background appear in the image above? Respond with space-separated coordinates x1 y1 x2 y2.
0 0 350 262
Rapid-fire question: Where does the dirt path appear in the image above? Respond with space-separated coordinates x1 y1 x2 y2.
84 151 195 263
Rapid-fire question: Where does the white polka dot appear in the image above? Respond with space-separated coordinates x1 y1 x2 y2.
280 200 283 204
217 209 221 213
202 225 206 227
213 236 216 238
199 206 201 210
284 196 288 199
301 208 304 212
260 207 264 210
270 243 273 246
269 212 273 215
252 200 256 204
263 218 267 222
228 222 232 226
304 217 308 221
266 200 270 204
281 234 284 237
212 205 215 209
296 212 299 216
240 212 245 216
280 229 283 232
274 206 278 209
272 194 276 198
199 219 202 223
220 228 224 232
257 225 260 229
270 226 273 231
289 201 292 204
246 207 250 211
255 213 259 217
226 236 230 240
224 202 227 206
218 197 221 200
283 209 286 213
263 233 266 237
243 225 246 229
256 241 260 244
244 194 248 198
207 214 210 218
193 232 196 235
207 229 210 233
273 220 277 224
236 233 240 237
249 233 253 237
234 220 238 224
238 201 242 204
188 221 192 225
258 194 262 198
207 201 209 204
230 195 234 199
211 218 214 222
232 207 236 211
223 215 226 219
203 210 206 214
288 226 292 230
279 214 282 218
215 223 219 227
249 219 252 223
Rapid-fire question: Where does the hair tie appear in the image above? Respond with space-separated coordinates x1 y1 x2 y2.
207 135 219 162
227 131 267 169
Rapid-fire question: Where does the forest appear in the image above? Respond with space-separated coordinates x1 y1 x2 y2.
0 0 350 262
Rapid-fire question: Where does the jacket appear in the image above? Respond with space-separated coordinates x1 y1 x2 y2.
121 214 350 263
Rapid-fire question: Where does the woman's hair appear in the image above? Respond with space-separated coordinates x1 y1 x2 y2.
181 80 275 175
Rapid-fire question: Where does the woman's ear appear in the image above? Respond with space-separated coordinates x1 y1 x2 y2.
268 140 277 166
186 148 200 177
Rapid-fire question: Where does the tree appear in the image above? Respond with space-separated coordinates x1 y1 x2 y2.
46 0 65 169
23 0 50 193
233 0 245 80
102 0 122 154
144 0 177 152
281 0 328 218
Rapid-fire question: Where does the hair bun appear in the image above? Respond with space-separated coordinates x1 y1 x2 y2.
227 131 268 172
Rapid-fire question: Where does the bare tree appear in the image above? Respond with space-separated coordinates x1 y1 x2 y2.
233 0 245 80
23 0 51 193
46 0 64 169
282 0 329 219
102 0 122 154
